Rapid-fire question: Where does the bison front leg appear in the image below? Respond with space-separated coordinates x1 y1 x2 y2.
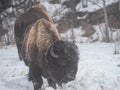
29 65 43 90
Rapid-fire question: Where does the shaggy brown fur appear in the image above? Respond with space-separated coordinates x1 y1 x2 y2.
22 18 61 64
22 18 61 90
14 4 53 60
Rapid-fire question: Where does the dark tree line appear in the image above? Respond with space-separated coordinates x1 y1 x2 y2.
0 0 84 44
48 0 87 33
0 0 39 45
51 0 120 42
0 0 120 45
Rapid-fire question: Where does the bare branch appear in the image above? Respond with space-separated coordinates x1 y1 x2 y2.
10 0 27 8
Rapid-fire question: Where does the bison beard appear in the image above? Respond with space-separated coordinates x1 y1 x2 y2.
28 40 79 90
45 41 79 85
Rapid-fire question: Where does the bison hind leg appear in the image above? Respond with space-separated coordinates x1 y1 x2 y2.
47 78 56 89
16 43 22 60
18 52 22 60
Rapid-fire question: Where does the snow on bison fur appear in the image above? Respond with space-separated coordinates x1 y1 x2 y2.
21 18 79 90
14 4 53 60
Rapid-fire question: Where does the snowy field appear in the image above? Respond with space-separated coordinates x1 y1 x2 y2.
0 43 120 90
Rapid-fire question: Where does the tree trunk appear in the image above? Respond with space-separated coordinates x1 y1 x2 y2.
103 0 110 42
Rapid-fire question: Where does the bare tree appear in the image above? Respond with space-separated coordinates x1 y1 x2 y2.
0 0 39 45
102 0 109 42
87 0 110 42
108 15 120 54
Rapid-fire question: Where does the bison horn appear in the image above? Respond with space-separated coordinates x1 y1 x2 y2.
50 46 59 58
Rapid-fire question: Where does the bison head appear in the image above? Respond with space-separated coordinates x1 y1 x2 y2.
45 40 79 86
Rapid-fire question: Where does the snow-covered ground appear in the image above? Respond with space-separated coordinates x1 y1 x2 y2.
0 43 120 90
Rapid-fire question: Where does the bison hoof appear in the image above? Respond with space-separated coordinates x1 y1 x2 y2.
49 83 56 89
33 82 42 90
48 79 56 89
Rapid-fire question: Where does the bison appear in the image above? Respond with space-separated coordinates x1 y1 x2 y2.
14 3 80 90
14 4 53 60
21 18 79 90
